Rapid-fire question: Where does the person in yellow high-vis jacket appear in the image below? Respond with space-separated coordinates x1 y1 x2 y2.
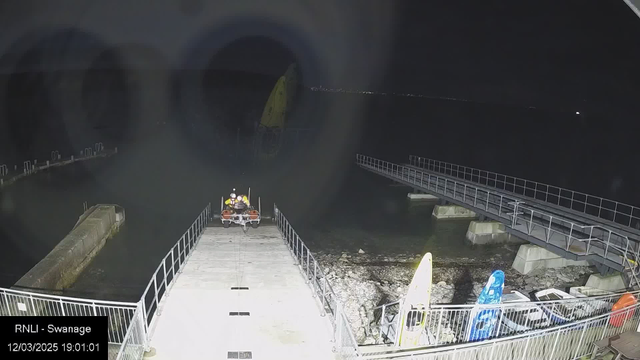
224 190 237 209
236 194 250 207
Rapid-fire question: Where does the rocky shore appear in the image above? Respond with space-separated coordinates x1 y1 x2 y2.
316 250 597 345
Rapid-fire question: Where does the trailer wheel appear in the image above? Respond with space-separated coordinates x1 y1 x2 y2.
252 222 259 229
223 221 230 228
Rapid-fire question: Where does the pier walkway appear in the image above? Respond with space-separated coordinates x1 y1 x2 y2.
147 225 336 360
1 202 639 359
356 154 640 280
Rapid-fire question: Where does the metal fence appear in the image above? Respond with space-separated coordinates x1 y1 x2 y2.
357 154 640 273
374 289 640 348
273 204 361 359
115 304 147 360
362 300 640 359
1 142 116 186
409 155 640 232
0 286 139 346
137 203 212 350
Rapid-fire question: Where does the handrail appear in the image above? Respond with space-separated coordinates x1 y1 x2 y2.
1 286 139 307
357 154 640 273
374 289 640 347
375 288 640 311
1 286 139 346
273 203 362 358
1 142 116 186
115 302 146 360
361 301 640 359
138 203 212 351
409 155 640 231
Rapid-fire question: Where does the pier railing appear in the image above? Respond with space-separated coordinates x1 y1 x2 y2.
137 203 212 350
115 303 147 360
274 204 361 359
357 154 640 273
0 286 139 346
0 142 117 187
361 300 640 359
375 289 640 347
409 155 640 231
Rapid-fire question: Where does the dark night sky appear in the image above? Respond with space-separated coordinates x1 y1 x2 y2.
193 1 640 116
1 0 640 179
0 0 639 114
384 1 640 115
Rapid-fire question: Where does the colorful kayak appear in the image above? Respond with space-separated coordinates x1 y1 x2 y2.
609 293 637 327
467 270 505 342
397 253 433 348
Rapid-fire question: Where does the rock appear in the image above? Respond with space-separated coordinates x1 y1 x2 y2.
358 249 365 254
437 281 447 286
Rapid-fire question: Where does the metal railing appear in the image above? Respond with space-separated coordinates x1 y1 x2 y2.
362 301 640 359
0 286 139 345
137 203 212 351
1 142 116 185
273 204 361 359
409 155 640 232
357 154 640 272
374 289 640 348
115 304 147 360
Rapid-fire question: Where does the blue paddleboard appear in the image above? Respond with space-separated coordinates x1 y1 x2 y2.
467 270 505 342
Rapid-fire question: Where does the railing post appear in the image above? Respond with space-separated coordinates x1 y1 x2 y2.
587 227 594 254
379 304 387 344
598 198 603 218
494 308 504 338
141 298 148 331
572 321 589 359
28 294 35 315
334 303 343 348
548 330 561 359
567 223 574 250
529 210 534 234
139 300 151 352
463 184 467 203
520 336 531 360
153 276 160 316
435 309 444 345
313 262 318 297
163 260 168 296
604 231 612 258
321 277 327 317
306 249 310 283
170 247 176 281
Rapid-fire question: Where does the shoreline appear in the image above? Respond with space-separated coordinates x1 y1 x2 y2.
316 250 597 345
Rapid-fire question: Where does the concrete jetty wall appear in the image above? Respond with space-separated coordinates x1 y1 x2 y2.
432 205 477 220
512 244 589 275
12 204 125 293
465 221 526 245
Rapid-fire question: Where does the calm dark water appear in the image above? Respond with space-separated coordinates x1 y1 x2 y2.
0 138 491 302
1 74 637 302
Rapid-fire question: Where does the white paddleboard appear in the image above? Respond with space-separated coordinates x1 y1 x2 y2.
398 252 433 348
